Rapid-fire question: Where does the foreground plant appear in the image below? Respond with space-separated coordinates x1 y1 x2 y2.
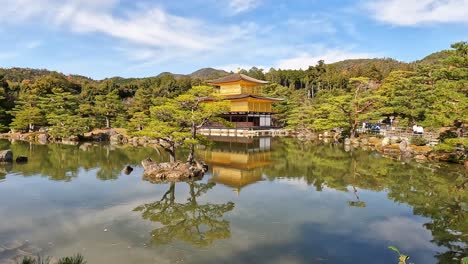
19 254 86 264
389 246 413 264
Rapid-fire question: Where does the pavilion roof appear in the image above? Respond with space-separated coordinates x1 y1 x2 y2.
207 73 269 85
200 94 283 102
224 94 283 101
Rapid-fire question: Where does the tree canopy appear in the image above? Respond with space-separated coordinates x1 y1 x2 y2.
0 41 466 138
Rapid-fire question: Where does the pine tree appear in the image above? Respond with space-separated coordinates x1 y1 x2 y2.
136 86 229 163
93 90 123 129
41 88 88 138
9 93 46 132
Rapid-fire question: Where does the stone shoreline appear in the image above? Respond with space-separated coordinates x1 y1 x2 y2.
0 130 161 147
295 130 467 167
1 130 466 167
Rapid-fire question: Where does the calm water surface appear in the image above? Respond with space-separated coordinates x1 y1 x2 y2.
0 138 466 264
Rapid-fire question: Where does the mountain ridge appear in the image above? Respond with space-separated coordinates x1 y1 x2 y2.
0 51 448 83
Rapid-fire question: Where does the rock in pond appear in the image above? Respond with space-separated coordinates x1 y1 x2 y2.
0 150 13 163
110 134 124 144
141 158 208 183
15 156 28 163
381 137 390 146
122 165 133 175
399 140 409 152
37 133 48 144
344 138 351 145
414 154 427 161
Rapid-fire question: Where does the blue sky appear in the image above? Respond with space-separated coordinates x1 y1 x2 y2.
0 0 467 79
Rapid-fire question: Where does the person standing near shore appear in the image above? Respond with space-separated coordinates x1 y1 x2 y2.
417 126 424 134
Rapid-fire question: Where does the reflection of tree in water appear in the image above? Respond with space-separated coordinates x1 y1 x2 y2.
134 181 235 247
2 141 163 181
265 138 467 262
347 160 366 208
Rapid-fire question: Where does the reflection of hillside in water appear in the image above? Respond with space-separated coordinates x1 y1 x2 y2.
198 137 272 193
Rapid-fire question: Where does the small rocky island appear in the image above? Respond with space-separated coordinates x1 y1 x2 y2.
141 158 208 183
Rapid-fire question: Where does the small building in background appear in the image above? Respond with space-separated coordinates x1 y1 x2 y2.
207 73 283 129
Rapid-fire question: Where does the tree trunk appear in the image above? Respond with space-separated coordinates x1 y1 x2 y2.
187 123 197 164
105 116 110 129
350 119 359 138
168 145 176 163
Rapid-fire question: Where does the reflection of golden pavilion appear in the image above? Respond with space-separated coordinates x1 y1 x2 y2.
199 137 272 193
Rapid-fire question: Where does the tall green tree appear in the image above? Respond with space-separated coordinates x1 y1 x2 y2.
136 86 229 163
0 75 8 131
93 90 123 129
40 88 88 138
9 93 46 132
291 78 382 137
379 70 433 126
423 41 468 127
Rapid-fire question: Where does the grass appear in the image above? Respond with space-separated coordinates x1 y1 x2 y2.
19 254 86 264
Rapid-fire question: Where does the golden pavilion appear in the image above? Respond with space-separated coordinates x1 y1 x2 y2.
207 73 283 129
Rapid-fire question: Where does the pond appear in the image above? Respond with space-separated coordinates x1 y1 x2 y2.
0 138 466 264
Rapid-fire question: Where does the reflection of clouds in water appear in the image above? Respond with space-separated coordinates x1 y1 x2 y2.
274 178 310 191
0 197 176 263
364 216 442 251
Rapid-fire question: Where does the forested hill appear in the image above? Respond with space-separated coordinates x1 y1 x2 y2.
329 58 412 78
0 51 449 84
414 50 453 65
0 41 466 136
0 67 229 84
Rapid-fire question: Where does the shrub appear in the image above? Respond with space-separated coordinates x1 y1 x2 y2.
434 143 453 152
410 136 428 146
438 130 458 142
434 138 468 152
444 138 468 148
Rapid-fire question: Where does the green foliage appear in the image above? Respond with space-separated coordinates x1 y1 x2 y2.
19 254 85 264
0 76 9 132
438 130 459 142
8 93 46 132
0 41 467 137
409 136 428 146
288 78 383 137
41 88 88 138
136 86 230 161
388 246 413 264
434 143 454 152
56 254 86 264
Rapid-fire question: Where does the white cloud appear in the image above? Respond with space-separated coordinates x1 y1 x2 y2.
0 0 250 52
228 0 261 14
275 49 375 70
364 0 468 26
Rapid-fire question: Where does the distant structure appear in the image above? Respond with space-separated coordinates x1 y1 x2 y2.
206 73 283 129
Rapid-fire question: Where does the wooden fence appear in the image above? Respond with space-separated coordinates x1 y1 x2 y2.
359 127 440 145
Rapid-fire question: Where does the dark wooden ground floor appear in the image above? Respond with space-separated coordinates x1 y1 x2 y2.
207 113 274 129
